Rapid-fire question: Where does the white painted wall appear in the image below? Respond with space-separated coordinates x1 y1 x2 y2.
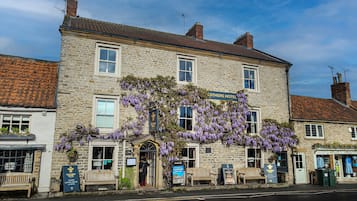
0 107 56 193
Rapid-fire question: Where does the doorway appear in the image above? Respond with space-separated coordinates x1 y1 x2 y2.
293 153 307 184
139 141 156 187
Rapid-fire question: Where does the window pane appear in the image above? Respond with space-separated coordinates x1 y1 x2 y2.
311 125 317 136
318 126 323 137
249 70 255 79
108 50 116 61
186 61 192 71
250 80 255 89
96 116 114 128
100 49 107 60
179 119 185 129
179 60 185 71
181 148 187 157
186 120 192 130
180 107 185 118
185 72 192 82
244 70 249 79
305 125 310 136
108 63 116 73
99 61 107 72
105 147 114 159
179 72 185 81
186 107 192 118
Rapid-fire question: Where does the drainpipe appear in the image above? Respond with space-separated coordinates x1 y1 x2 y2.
122 134 126 179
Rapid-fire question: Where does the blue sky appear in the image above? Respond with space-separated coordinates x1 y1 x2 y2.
0 0 356 99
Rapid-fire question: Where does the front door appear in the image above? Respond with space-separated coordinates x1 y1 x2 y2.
139 142 156 187
294 153 307 184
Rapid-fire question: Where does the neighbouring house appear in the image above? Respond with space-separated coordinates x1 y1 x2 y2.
291 74 357 184
0 54 58 194
50 0 293 192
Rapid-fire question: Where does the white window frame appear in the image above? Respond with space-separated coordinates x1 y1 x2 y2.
94 43 121 77
246 109 260 135
243 65 259 92
87 141 119 171
305 124 324 139
178 106 194 131
246 147 263 168
93 95 120 133
0 114 31 134
177 55 196 84
180 143 199 168
351 126 357 140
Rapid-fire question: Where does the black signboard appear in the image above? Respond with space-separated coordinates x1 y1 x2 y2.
149 109 159 132
62 165 80 193
264 163 278 184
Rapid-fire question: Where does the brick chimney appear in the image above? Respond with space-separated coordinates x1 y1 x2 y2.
66 0 78 17
186 22 203 40
234 32 253 49
331 72 352 106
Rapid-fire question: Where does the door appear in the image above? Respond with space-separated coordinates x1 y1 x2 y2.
139 142 156 187
294 153 307 184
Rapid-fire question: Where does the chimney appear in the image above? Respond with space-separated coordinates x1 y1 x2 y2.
234 32 253 49
186 22 203 40
331 73 352 106
66 0 78 17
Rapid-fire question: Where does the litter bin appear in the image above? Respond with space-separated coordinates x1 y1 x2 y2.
316 169 329 186
328 169 336 187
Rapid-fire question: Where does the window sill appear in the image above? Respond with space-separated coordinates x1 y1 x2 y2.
0 134 36 141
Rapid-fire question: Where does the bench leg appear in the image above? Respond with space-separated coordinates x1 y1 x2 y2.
27 188 31 198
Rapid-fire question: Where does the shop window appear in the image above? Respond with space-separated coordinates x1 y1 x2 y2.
247 148 261 168
180 144 198 168
91 146 114 170
276 151 288 172
0 150 33 173
316 155 330 169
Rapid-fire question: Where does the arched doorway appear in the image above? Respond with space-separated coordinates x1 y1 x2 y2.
139 141 156 187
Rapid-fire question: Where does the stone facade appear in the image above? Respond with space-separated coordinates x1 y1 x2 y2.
51 23 292 190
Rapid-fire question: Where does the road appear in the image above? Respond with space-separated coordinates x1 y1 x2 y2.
2 189 357 201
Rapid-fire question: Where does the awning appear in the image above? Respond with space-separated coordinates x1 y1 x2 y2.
0 144 46 151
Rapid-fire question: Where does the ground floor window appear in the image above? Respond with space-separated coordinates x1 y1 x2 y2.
0 150 33 173
91 146 114 170
180 144 199 168
247 148 261 168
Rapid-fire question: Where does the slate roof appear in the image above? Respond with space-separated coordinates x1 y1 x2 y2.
290 95 357 123
0 54 58 109
60 16 291 65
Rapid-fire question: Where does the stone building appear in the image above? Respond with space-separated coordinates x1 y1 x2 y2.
51 0 293 191
0 54 58 194
290 75 357 184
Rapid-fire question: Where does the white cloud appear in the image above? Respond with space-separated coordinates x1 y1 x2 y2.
0 37 12 51
0 0 65 18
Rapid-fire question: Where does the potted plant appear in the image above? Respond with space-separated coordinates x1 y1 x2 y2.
66 148 78 162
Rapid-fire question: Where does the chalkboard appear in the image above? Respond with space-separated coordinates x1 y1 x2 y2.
264 163 278 184
62 165 80 193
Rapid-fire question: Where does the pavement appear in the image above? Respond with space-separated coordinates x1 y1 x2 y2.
2 183 357 200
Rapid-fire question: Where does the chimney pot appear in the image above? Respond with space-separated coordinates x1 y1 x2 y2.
186 22 203 40
66 0 78 17
234 32 254 49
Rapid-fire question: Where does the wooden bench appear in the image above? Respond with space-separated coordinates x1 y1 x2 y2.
236 168 267 184
0 173 33 198
82 170 116 191
186 167 217 186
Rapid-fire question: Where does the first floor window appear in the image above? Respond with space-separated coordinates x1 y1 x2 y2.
305 124 324 138
95 98 115 129
0 114 30 133
96 44 120 75
246 111 258 134
351 127 356 139
179 106 193 131
180 146 197 168
91 146 114 170
0 150 33 173
178 57 194 83
247 148 261 168
243 67 258 91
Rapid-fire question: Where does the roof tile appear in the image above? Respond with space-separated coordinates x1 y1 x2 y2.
291 95 357 123
0 54 58 109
